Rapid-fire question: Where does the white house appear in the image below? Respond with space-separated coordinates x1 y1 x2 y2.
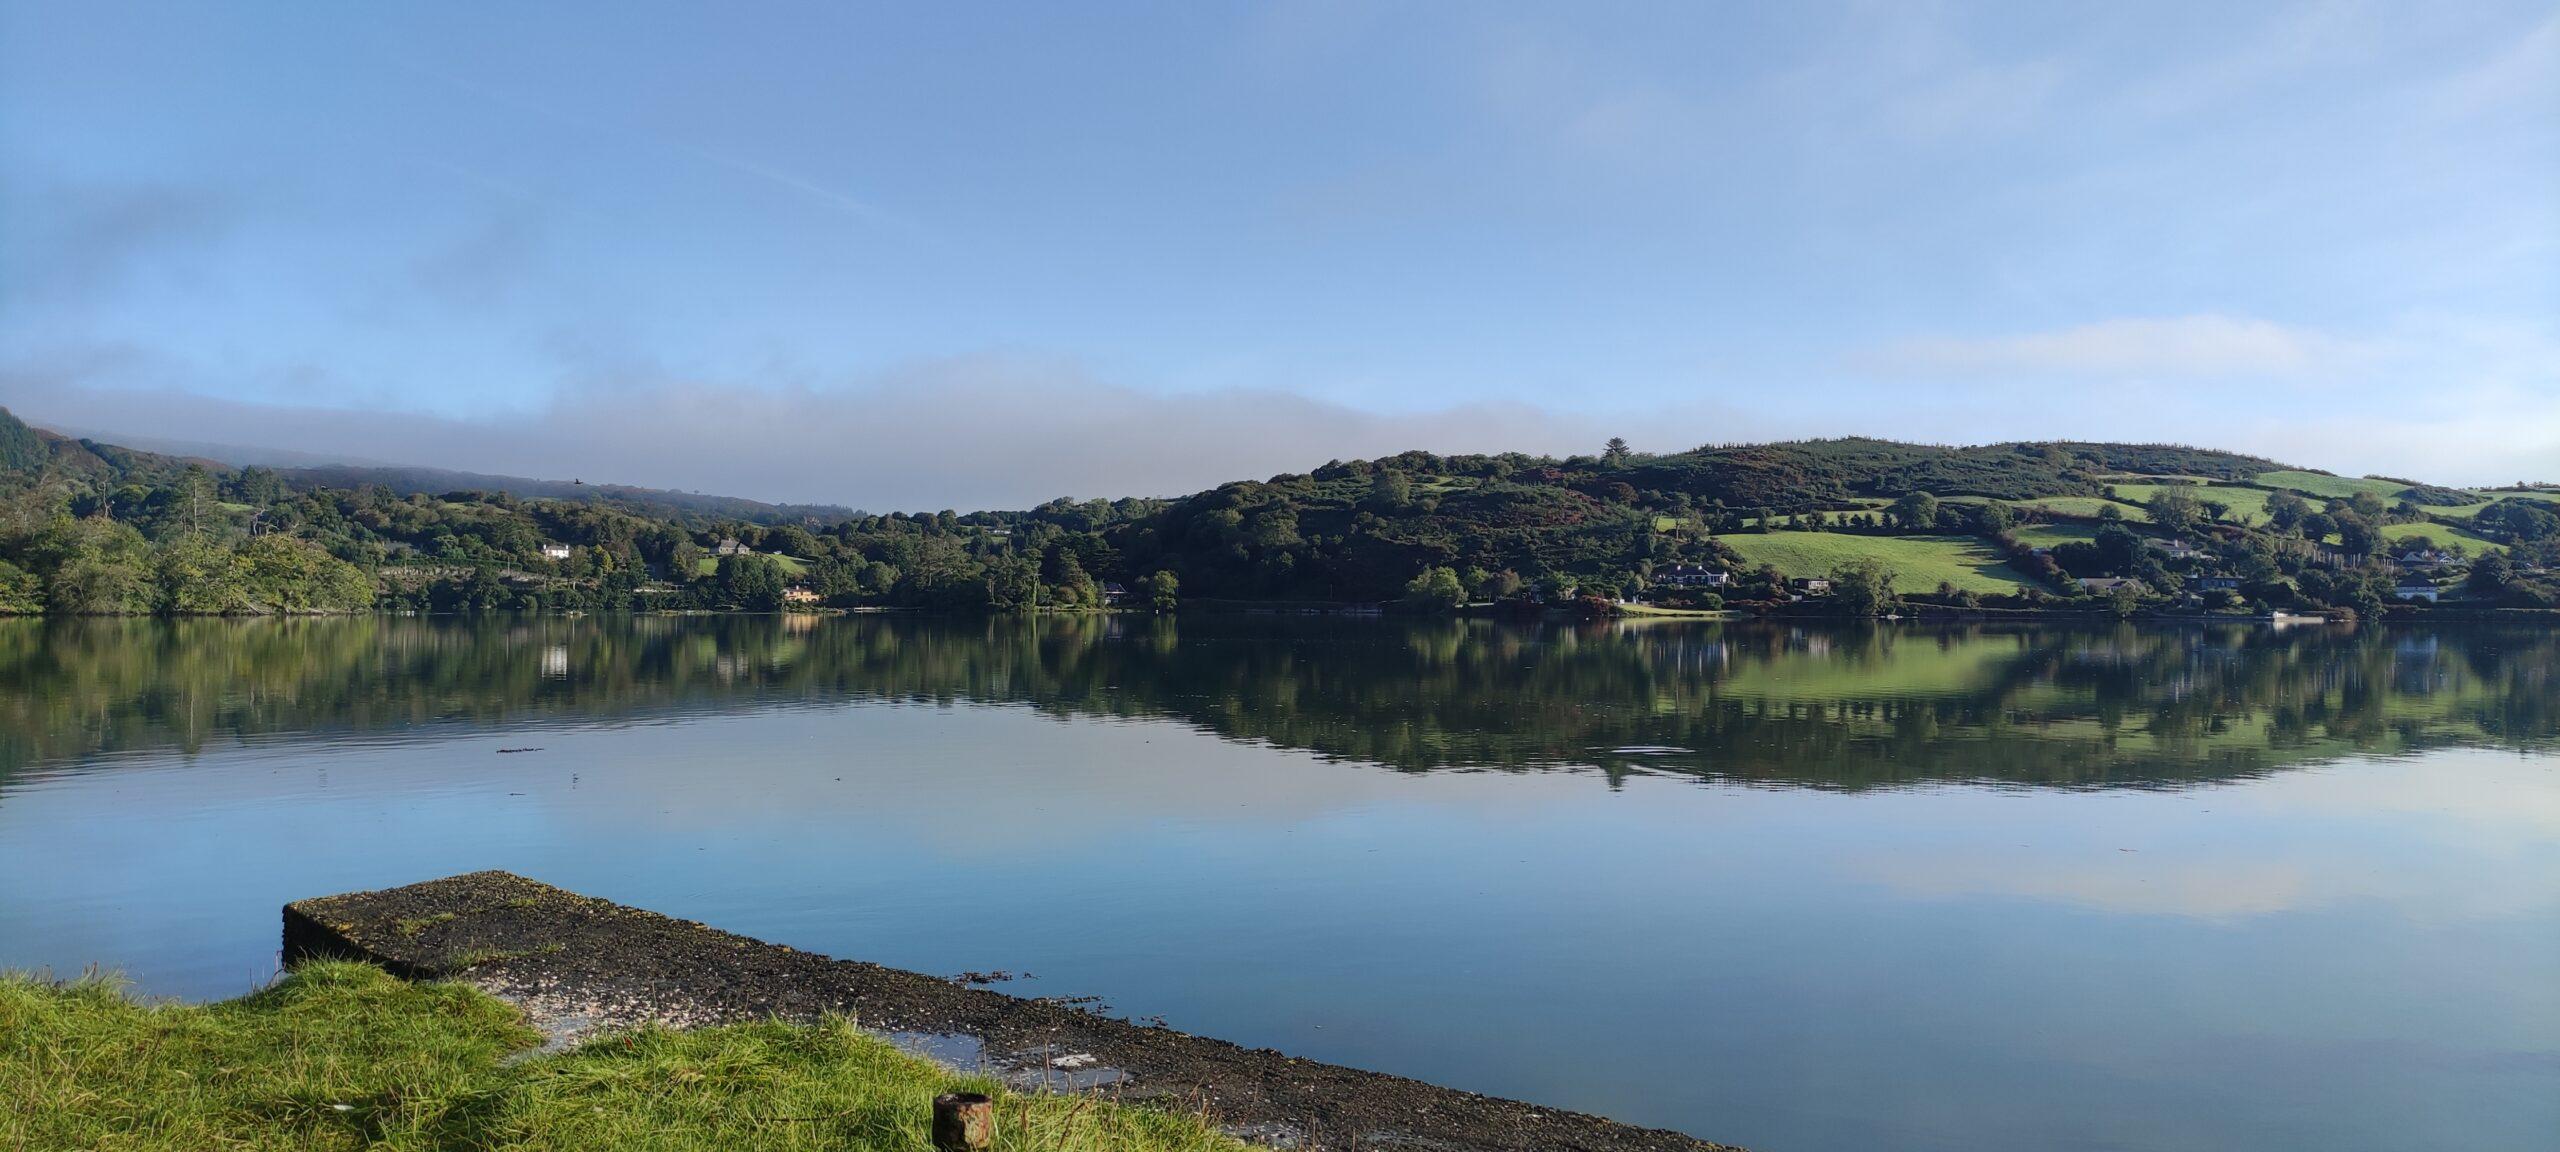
540 544 572 561
1655 564 1731 588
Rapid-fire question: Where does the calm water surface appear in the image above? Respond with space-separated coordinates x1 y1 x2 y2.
2 615 2554 1151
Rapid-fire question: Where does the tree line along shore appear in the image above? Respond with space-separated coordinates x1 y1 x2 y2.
4 409 2555 620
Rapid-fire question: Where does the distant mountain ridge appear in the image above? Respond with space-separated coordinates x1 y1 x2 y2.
0 406 2330 519
0 408 851 525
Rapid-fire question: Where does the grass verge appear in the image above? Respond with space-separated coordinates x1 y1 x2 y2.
2 961 1241 1152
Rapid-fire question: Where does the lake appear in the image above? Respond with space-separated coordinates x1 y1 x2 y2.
2 614 2553 1151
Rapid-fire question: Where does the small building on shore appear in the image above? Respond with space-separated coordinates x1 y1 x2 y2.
1657 564 1731 588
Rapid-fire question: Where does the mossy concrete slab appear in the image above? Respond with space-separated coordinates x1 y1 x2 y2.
285 870 1742 1152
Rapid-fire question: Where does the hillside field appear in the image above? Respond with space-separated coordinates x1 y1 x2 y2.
2380 520 2499 549
2249 471 2484 510
2009 523 2098 548
2003 495 2150 522
2110 483 2277 522
1712 532 2039 594
693 552 812 578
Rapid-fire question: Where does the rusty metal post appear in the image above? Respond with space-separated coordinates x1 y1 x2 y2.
932 1092 993 1152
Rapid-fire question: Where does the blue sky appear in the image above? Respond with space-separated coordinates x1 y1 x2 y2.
2 1 2553 508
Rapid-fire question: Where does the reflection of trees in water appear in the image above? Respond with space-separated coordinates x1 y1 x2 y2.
1 615 2550 789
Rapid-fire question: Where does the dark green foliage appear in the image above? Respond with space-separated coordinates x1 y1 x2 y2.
2476 499 2559 543
2395 483 2480 506
1828 559 1898 616
2148 488 2204 535
4 406 2517 618
1402 566 1465 612
0 409 47 475
713 553 788 610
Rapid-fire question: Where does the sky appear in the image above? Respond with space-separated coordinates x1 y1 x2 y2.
1 1 2554 510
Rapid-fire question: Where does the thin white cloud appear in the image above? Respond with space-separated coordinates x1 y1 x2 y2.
1877 315 2365 378
683 147 919 234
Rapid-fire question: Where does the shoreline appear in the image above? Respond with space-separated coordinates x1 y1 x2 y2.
284 871 1744 1152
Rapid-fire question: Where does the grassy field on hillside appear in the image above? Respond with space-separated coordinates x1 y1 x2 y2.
2380 520 2500 548
1714 532 2037 594
2249 470 2465 503
2009 523 2097 548
1 962 1237 1152
2252 470 2402 500
2110 483 2276 523
692 553 813 579
2002 496 2149 523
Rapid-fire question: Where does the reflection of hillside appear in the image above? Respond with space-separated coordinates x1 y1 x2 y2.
1 616 2549 790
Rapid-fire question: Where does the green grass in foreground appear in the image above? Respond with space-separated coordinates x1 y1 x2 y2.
1713 532 2038 594
2 961 1240 1152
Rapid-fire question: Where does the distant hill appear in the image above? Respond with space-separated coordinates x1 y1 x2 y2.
6 405 2552 617
274 463 856 525
0 407 224 487
0 408 850 526
1620 438 2290 506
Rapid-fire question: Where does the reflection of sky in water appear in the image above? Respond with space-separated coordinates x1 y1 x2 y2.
3 702 2553 1152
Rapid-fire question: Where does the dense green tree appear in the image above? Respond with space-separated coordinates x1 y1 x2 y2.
2468 551 2513 598
1889 491 1938 531
1828 559 1898 616
1367 470 1413 512
1145 569 1179 612
158 537 248 614
981 555 1041 611
40 518 156 615
233 536 373 612
714 553 788 611
2265 491 2310 533
1401 566 1465 612
0 560 42 614
2147 488 2203 536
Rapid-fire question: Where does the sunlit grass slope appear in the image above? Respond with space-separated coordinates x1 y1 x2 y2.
1713 533 2039 594
2000 496 2150 522
1 961 1239 1152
